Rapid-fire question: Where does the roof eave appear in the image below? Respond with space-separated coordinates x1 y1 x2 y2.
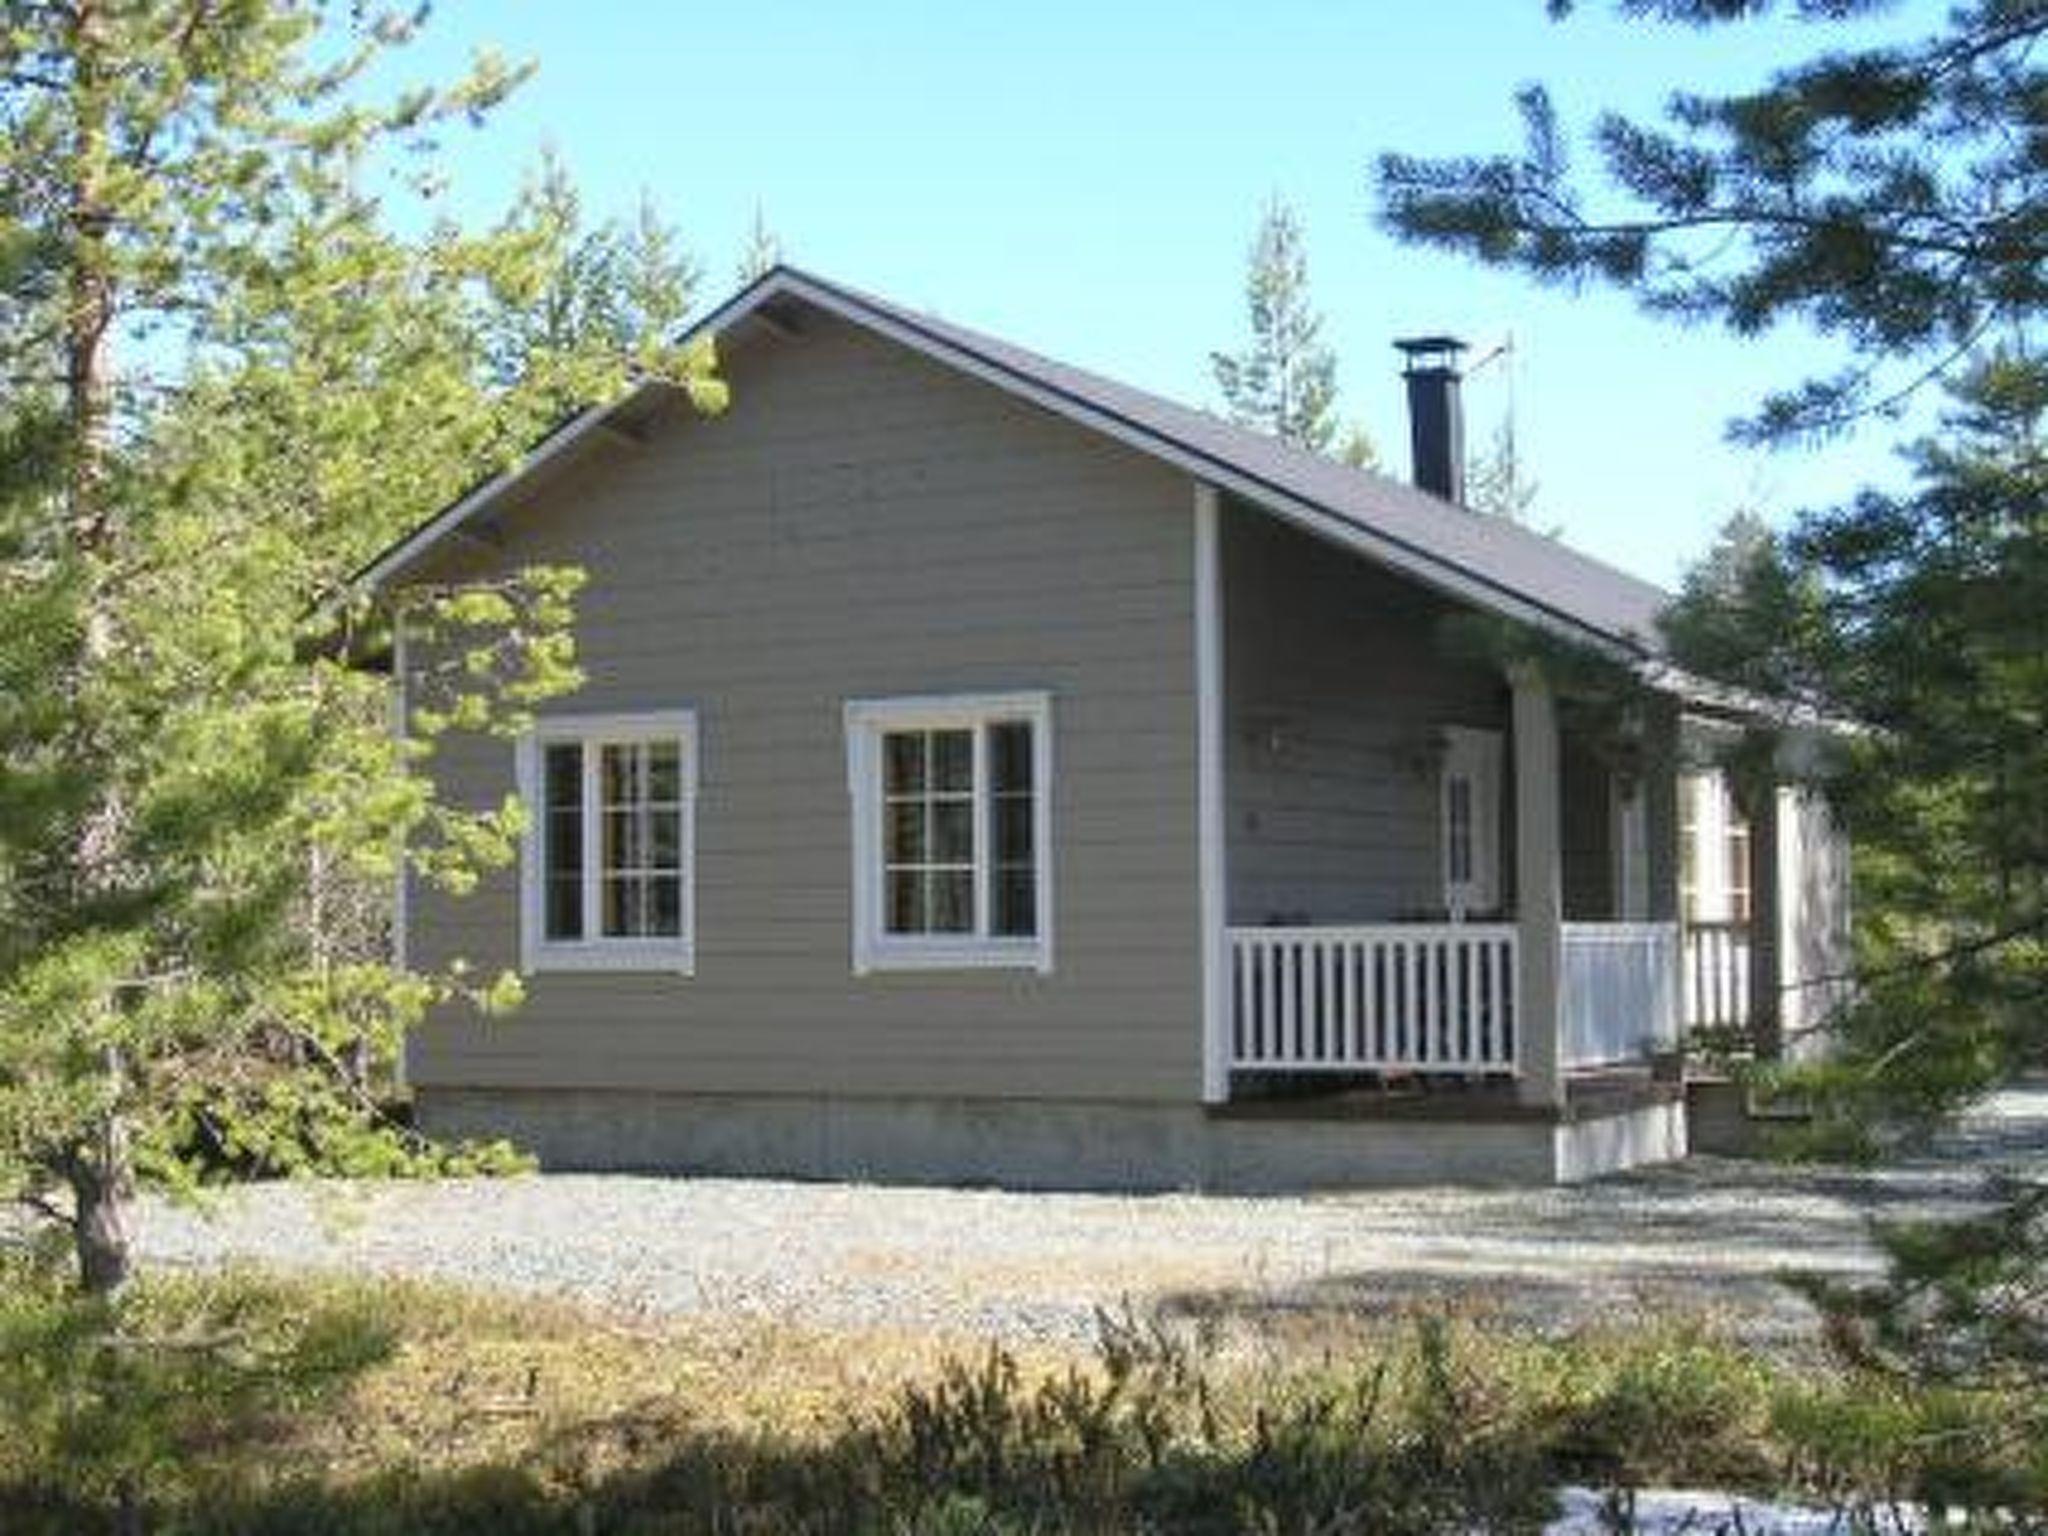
352 385 677 594
1641 659 1863 736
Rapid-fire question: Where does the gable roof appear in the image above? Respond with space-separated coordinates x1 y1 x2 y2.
357 264 1672 661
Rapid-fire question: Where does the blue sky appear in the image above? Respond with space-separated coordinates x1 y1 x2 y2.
383 2 1936 588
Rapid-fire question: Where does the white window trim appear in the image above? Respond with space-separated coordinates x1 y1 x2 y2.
1441 725 1503 920
516 709 700 975
845 691 1053 975
1682 768 1744 925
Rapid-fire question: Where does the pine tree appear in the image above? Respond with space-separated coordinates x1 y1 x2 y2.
485 146 704 394
1336 421 1381 472
1212 199 1342 454
0 2 719 1293
1377 2 2043 446
1377 0 2046 1403
737 203 782 283
1465 420 1539 523
1462 340 1539 522
1669 360 2048 1400
619 193 700 362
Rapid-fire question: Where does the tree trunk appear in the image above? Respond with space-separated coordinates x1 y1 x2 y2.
69 1092 135 1296
59 0 138 1301
66 0 115 555
113 1477 145 1536
69 1150 136 1297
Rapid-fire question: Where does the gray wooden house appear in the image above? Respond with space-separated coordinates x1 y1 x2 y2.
362 267 1851 1188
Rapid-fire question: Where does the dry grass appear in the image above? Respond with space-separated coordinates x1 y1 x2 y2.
205 1269 1083 1485
1 1254 2039 1533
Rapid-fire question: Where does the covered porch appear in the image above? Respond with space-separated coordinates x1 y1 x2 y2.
1197 491 1697 1110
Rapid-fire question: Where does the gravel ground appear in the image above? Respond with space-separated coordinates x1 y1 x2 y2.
133 1086 2048 1350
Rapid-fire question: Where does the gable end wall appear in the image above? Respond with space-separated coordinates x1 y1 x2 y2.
404 315 1202 1103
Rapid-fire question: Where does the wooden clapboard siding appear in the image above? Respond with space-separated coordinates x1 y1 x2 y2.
1221 507 1509 925
402 312 1201 1103
1559 732 1616 921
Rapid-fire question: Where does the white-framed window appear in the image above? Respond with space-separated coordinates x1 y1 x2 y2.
1725 804 1754 924
845 692 1052 974
1679 773 1702 922
1679 769 1752 925
1440 725 1503 919
516 710 699 973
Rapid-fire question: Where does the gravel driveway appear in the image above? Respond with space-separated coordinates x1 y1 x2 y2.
134 1087 2048 1350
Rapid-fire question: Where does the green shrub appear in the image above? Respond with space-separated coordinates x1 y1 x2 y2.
0 1253 399 1532
147 1078 533 1185
1539 1326 1779 1491
1772 1376 2048 1521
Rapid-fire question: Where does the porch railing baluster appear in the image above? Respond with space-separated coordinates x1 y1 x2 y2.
1683 920 1750 1030
1225 921 1688 1079
1225 924 1526 1076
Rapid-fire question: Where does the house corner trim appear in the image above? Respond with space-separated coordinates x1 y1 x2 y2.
1195 482 1229 1104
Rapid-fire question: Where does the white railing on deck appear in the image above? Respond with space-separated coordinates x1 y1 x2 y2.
1229 924 1518 1073
1561 922 1680 1068
1684 920 1751 1029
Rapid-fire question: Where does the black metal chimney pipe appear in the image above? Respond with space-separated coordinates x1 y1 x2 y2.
1394 335 1468 506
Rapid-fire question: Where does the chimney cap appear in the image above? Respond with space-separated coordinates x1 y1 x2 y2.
1394 335 1468 372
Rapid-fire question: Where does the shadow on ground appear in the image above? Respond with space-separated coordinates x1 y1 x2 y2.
1152 1084 2048 1348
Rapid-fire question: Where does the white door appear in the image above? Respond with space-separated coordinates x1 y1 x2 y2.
1440 726 1503 920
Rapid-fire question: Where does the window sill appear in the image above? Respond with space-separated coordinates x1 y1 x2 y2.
525 941 696 976
855 939 1050 976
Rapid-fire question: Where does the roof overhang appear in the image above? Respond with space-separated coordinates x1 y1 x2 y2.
351 381 676 594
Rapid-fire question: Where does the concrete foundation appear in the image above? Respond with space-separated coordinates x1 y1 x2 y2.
418 1086 1689 1190
1685 1076 1809 1158
1556 1096 1687 1181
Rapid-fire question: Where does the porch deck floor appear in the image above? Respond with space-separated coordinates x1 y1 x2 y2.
1212 1068 1682 1125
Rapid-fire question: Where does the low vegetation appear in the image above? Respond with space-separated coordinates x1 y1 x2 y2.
1 1249 2040 1534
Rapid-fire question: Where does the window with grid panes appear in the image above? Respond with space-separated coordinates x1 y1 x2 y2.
848 695 1050 971
520 713 697 972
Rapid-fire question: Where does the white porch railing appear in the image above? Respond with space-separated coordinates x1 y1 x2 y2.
1229 924 1518 1073
1683 920 1751 1029
1560 922 1681 1068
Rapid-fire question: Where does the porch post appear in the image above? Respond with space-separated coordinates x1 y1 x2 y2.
1511 663 1566 1108
1643 699 1685 1057
1195 482 1230 1104
1746 782 1786 1060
